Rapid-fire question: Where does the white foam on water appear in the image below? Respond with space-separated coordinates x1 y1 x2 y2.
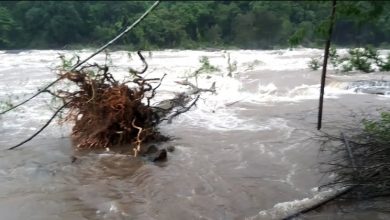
382 92 390 98
163 105 291 132
0 48 325 76
2 48 390 220
247 188 342 220
240 82 355 105
1 48 389 135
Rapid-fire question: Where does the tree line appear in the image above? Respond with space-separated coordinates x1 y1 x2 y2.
0 1 389 50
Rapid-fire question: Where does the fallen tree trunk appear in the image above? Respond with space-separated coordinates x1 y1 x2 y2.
282 186 355 220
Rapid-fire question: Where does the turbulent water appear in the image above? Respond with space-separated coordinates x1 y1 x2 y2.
0 49 390 220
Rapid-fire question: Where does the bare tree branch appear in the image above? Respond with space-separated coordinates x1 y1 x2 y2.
7 102 69 150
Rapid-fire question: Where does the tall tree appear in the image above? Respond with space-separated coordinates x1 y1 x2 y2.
317 0 337 130
0 6 15 48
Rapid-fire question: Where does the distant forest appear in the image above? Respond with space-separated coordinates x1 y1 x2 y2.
0 1 389 50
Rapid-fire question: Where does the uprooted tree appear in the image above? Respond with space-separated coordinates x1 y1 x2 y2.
2 1 215 158
7 50 215 157
56 51 192 156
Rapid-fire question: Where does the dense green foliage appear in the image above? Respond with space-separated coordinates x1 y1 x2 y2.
363 112 390 143
308 47 390 73
0 1 390 50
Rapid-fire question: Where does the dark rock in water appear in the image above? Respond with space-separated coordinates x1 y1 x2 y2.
152 149 167 162
142 145 167 162
356 88 386 95
350 80 390 88
71 156 78 163
349 80 390 95
167 145 175 152
144 144 158 155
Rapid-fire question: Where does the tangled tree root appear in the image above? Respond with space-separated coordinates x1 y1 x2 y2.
68 83 165 154
53 51 202 156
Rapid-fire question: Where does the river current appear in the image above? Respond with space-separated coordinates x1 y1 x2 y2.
0 49 389 220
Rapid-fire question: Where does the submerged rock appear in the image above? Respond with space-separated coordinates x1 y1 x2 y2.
141 145 167 162
355 88 387 95
143 144 158 155
348 80 390 95
167 145 175 152
151 149 167 162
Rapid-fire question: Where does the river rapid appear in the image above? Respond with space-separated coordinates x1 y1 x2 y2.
0 49 390 220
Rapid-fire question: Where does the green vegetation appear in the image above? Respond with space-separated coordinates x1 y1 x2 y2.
322 111 390 200
197 56 220 73
309 47 390 73
0 100 13 112
190 56 220 84
308 57 321 71
0 1 390 50
363 112 390 143
0 94 15 112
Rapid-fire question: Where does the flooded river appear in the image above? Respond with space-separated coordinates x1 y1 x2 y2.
0 49 389 220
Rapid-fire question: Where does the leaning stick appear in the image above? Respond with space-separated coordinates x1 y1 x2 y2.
317 0 337 130
8 102 69 150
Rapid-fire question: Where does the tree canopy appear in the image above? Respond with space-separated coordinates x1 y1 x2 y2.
0 1 389 50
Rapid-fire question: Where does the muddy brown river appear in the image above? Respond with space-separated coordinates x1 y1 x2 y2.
0 49 389 220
